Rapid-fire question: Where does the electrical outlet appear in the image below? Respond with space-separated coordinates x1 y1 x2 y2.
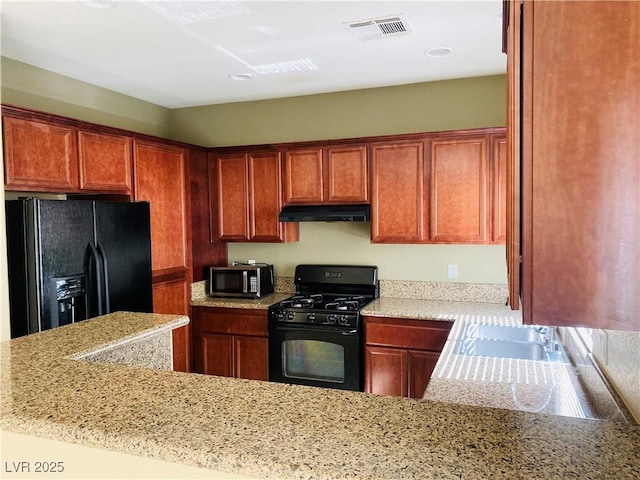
447 264 458 279
248 259 256 265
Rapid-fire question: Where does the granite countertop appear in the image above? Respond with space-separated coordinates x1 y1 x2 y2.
361 297 522 323
191 292 290 310
2 310 639 479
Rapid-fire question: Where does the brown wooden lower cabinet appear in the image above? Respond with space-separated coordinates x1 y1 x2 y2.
192 307 268 381
364 316 451 399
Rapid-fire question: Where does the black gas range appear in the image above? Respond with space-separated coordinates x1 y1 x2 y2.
268 264 379 327
268 265 378 391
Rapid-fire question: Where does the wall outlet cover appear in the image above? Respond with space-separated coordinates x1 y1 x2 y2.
447 264 458 279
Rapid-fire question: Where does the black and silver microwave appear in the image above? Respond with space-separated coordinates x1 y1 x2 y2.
208 265 275 299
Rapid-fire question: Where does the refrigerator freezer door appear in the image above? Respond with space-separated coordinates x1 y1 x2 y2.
94 201 153 314
5 199 95 337
36 200 95 331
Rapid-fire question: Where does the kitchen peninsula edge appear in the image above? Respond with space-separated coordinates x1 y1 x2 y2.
2 309 639 478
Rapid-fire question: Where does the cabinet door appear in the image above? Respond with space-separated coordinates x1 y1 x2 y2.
213 153 250 241
133 141 189 273
3 116 78 191
78 131 132 194
325 144 369 203
429 136 488 243
234 336 269 381
491 136 508 244
371 141 426 243
198 333 234 377
521 1 639 330
407 350 440 399
365 346 407 397
284 148 324 204
248 151 298 242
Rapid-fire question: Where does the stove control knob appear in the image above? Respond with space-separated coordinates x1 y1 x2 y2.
307 313 316 323
338 315 349 326
286 312 295 322
327 314 337 325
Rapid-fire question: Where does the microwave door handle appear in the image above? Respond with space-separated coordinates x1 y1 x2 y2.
243 271 248 293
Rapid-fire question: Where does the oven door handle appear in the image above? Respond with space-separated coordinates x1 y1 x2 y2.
269 324 359 335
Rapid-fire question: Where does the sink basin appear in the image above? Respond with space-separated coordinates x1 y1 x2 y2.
454 338 547 361
453 323 569 363
463 324 546 343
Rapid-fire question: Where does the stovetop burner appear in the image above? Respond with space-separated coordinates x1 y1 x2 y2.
278 294 369 312
268 265 379 328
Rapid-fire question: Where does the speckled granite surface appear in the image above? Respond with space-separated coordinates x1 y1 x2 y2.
380 279 509 303
191 292 290 309
2 311 639 479
77 329 174 371
361 297 522 323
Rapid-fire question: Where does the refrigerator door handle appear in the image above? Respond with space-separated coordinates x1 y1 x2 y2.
97 242 110 314
88 243 104 316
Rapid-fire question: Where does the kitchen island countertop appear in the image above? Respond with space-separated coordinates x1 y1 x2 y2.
1 310 639 479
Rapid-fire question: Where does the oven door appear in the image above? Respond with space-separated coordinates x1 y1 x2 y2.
268 323 363 391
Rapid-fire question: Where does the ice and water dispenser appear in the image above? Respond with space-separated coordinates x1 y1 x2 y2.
50 274 88 327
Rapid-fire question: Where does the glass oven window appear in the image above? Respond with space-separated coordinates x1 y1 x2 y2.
282 340 345 383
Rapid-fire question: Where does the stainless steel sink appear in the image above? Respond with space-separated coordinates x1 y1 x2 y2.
464 324 546 343
453 324 569 363
454 338 547 361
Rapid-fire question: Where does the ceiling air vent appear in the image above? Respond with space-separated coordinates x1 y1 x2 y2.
346 15 410 41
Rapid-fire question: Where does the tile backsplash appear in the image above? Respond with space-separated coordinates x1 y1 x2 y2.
192 278 508 304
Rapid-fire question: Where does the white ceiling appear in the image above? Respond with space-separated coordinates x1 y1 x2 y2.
0 0 506 109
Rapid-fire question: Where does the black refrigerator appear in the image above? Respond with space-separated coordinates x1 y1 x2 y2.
5 198 153 339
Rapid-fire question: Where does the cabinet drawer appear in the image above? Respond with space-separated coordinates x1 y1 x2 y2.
193 307 268 337
365 319 451 351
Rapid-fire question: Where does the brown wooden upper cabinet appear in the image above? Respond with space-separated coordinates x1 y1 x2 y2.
284 144 369 205
3 115 78 192
371 131 505 245
211 150 298 243
370 140 426 243
3 111 133 195
429 136 489 243
78 131 132 194
134 140 189 274
509 0 639 331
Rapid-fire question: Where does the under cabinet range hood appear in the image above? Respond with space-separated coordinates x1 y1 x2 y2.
279 204 370 222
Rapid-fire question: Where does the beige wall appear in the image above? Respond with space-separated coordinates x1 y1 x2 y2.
227 223 507 283
171 74 507 147
1 57 172 137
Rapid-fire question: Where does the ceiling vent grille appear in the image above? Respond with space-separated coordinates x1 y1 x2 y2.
346 15 410 41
